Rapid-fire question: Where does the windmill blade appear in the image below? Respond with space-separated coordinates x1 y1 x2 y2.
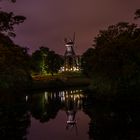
68 36 72 42
64 38 67 43
73 32 75 44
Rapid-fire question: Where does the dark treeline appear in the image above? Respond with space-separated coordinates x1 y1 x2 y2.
0 32 63 90
1 0 140 98
81 10 140 99
0 33 32 89
0 0 31 89
0 0 63 90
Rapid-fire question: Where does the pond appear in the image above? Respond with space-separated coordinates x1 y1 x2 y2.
0 88 140 140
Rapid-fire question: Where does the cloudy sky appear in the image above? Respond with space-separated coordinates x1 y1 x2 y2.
1 0 140 54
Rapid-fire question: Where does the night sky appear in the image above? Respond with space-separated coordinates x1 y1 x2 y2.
1 0 140 54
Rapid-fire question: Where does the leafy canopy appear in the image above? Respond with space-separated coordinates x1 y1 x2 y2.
0 0 26 37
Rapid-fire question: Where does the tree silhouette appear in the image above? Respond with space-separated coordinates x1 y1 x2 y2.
0 0 31 90
134 9 140 19
0 1 26 37
31 47 64 75
46 50 64 76
82 21 140 94
81 48 95 77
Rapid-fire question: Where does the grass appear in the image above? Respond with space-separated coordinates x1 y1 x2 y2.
31 72 90 90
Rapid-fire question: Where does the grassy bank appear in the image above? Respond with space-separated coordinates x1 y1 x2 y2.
30 72 91 90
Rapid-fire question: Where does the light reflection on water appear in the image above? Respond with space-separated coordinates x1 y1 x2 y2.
0 89 140 140
28 111 90 140
27 89 90 140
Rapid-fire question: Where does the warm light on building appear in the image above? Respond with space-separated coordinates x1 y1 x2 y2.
59 33 81 72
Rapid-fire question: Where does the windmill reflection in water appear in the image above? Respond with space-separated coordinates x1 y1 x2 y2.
26 89 86 134
60 90 85 134
45 89 85 133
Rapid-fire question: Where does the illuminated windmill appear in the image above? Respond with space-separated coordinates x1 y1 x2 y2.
62 33 80 72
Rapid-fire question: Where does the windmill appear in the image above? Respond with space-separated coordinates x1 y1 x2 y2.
63 33 80 72
64 32 75 56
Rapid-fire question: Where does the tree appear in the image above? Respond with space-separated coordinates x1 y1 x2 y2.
31 47 49 74
82 22 140 94
0 0 32 89
0 12 26 37
134 9 140 19
31 47 64 75
46 51 64 76
0 0 26 40
0 33 32 89
81 48 95 76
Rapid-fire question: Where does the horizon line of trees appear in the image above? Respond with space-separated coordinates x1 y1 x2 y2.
1 0 140 94
81 9 140 96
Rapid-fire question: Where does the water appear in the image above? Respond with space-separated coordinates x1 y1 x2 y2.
0 89 140 140
27 90 90 140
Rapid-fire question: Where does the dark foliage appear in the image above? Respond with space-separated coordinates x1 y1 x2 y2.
0 0 32 90
31 47 64 75
0 33 32 89
0 11 26 37
82 22 140 95
134 9 140 19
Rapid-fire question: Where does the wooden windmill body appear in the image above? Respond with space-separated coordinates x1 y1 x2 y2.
63 33 80 72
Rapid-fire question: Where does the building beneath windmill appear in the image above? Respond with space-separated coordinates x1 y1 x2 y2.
60 33 81 72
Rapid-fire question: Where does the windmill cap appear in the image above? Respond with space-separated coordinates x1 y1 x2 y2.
66 41 74 45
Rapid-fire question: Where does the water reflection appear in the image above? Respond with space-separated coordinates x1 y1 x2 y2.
0 90 140 140
0 93 30 140
83 99 140 140
27 89 86 124
27 89 89 140
27 91 61 123
63 90 83 132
